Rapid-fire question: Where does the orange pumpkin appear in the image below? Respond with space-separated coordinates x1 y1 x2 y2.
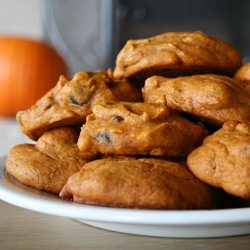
0 36 68 116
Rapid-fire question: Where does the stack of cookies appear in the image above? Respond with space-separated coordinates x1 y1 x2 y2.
6 31 250 209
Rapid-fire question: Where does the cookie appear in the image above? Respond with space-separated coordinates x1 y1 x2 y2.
35 127 95 161
187 121 250 199
108 78 142 102
143 74 250 125
113 31 242 81
17 71 141 140
234 62 250 95
107 69 142 102
77 102 207 157
60 157 218 209
6 127 94 194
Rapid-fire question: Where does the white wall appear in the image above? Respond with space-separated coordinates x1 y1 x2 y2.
0 0 43 39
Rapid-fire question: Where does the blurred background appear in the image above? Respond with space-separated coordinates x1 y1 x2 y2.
0 0 250 155
1 0 249 74
45 0 250 72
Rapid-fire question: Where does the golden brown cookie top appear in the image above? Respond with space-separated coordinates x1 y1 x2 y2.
234 62 250 82
36 127 95 162
60 157 218 209
91 102 170 123
113 31 242 80
143 74 250 125
54 71 112 108
234 62 250 95
16 71 112 140
187 121 250 199
78 102 207 157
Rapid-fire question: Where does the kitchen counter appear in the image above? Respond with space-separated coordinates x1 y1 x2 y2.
0 200 249 250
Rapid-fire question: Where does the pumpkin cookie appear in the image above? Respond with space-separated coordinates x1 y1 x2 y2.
6 127 95 194
107 69 142 102
113 31 242 81
17 71 141 140
143 74 250 125
60 157 219 209
187 121 250 199
77 102 207 157
234 62 250 95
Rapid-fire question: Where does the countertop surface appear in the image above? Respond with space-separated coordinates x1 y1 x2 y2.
0 200 250 250
0 117 249 249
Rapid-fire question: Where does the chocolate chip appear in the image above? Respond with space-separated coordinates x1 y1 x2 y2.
111 115 124 122
69 96 79 105
44 103 52 110
95 132 112 144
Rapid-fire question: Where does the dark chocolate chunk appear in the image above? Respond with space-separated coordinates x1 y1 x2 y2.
111 115 124 122
69 96 79 105
95 132 112 144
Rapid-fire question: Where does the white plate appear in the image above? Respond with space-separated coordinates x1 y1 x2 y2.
0 156 249 238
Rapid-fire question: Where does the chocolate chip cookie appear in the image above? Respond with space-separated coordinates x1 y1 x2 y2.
77 102 207 157
17 71 141 140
